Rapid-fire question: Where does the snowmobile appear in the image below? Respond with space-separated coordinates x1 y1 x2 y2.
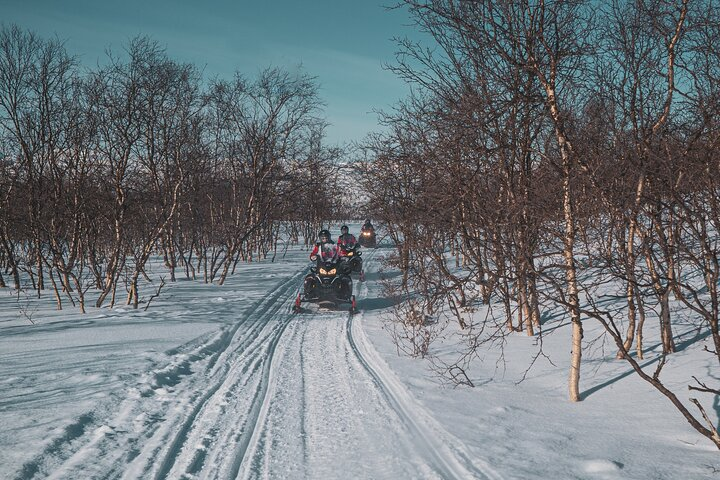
339 238 364 280
294 243 356 313
358 228 377 248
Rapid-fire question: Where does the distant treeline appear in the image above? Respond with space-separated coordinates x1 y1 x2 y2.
362 0 720 448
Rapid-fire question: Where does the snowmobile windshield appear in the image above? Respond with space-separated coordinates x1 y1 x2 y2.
320 243 337 261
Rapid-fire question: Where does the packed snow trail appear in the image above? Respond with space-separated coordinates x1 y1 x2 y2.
10 247 496 479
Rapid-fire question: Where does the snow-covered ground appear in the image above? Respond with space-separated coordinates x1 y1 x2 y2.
1 226 718 479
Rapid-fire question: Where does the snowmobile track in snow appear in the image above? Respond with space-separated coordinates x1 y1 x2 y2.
345 312 500 480
341 251 500 480
237 246 500 480
25 267 306 480
19 247 500 480
148 268 306 480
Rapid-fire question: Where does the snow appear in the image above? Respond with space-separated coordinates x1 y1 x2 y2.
1 226 718 479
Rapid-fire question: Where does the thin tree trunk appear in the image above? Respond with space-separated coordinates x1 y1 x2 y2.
563 158 583 402
659 290 676 354
635 287 647 360
47 267 62 310
71 273 86 314
619 280 637 359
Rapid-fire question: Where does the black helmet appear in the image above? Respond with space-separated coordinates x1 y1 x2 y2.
365 219 371 224
318 229 331 242
340 225 349 234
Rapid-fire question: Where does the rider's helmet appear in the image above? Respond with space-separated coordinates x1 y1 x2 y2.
318 229 331 243
340 225 349 235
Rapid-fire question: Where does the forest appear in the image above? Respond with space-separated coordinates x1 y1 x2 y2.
0 26 344 311
2 0 720 450
362 0 720 448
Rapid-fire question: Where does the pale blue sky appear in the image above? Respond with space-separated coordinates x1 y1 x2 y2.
0 0 421 145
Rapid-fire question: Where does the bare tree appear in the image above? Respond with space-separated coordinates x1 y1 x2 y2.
204 67 329 284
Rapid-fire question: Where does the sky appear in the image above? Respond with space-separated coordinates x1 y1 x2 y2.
0 0 422 146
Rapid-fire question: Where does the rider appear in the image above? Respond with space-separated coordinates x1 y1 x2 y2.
310 229 338 262
361 219 374 233
337 225 357 256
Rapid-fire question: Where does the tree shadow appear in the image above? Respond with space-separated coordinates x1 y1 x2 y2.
581 327 715 404
361 295 403 312
580 355 661 399
362 269 401 283
674 326 712 352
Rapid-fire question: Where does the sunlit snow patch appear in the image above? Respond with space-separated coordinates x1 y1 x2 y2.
582 459 623 474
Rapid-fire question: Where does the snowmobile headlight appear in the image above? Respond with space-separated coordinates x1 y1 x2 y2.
319 267 336 276
346 252 354 256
